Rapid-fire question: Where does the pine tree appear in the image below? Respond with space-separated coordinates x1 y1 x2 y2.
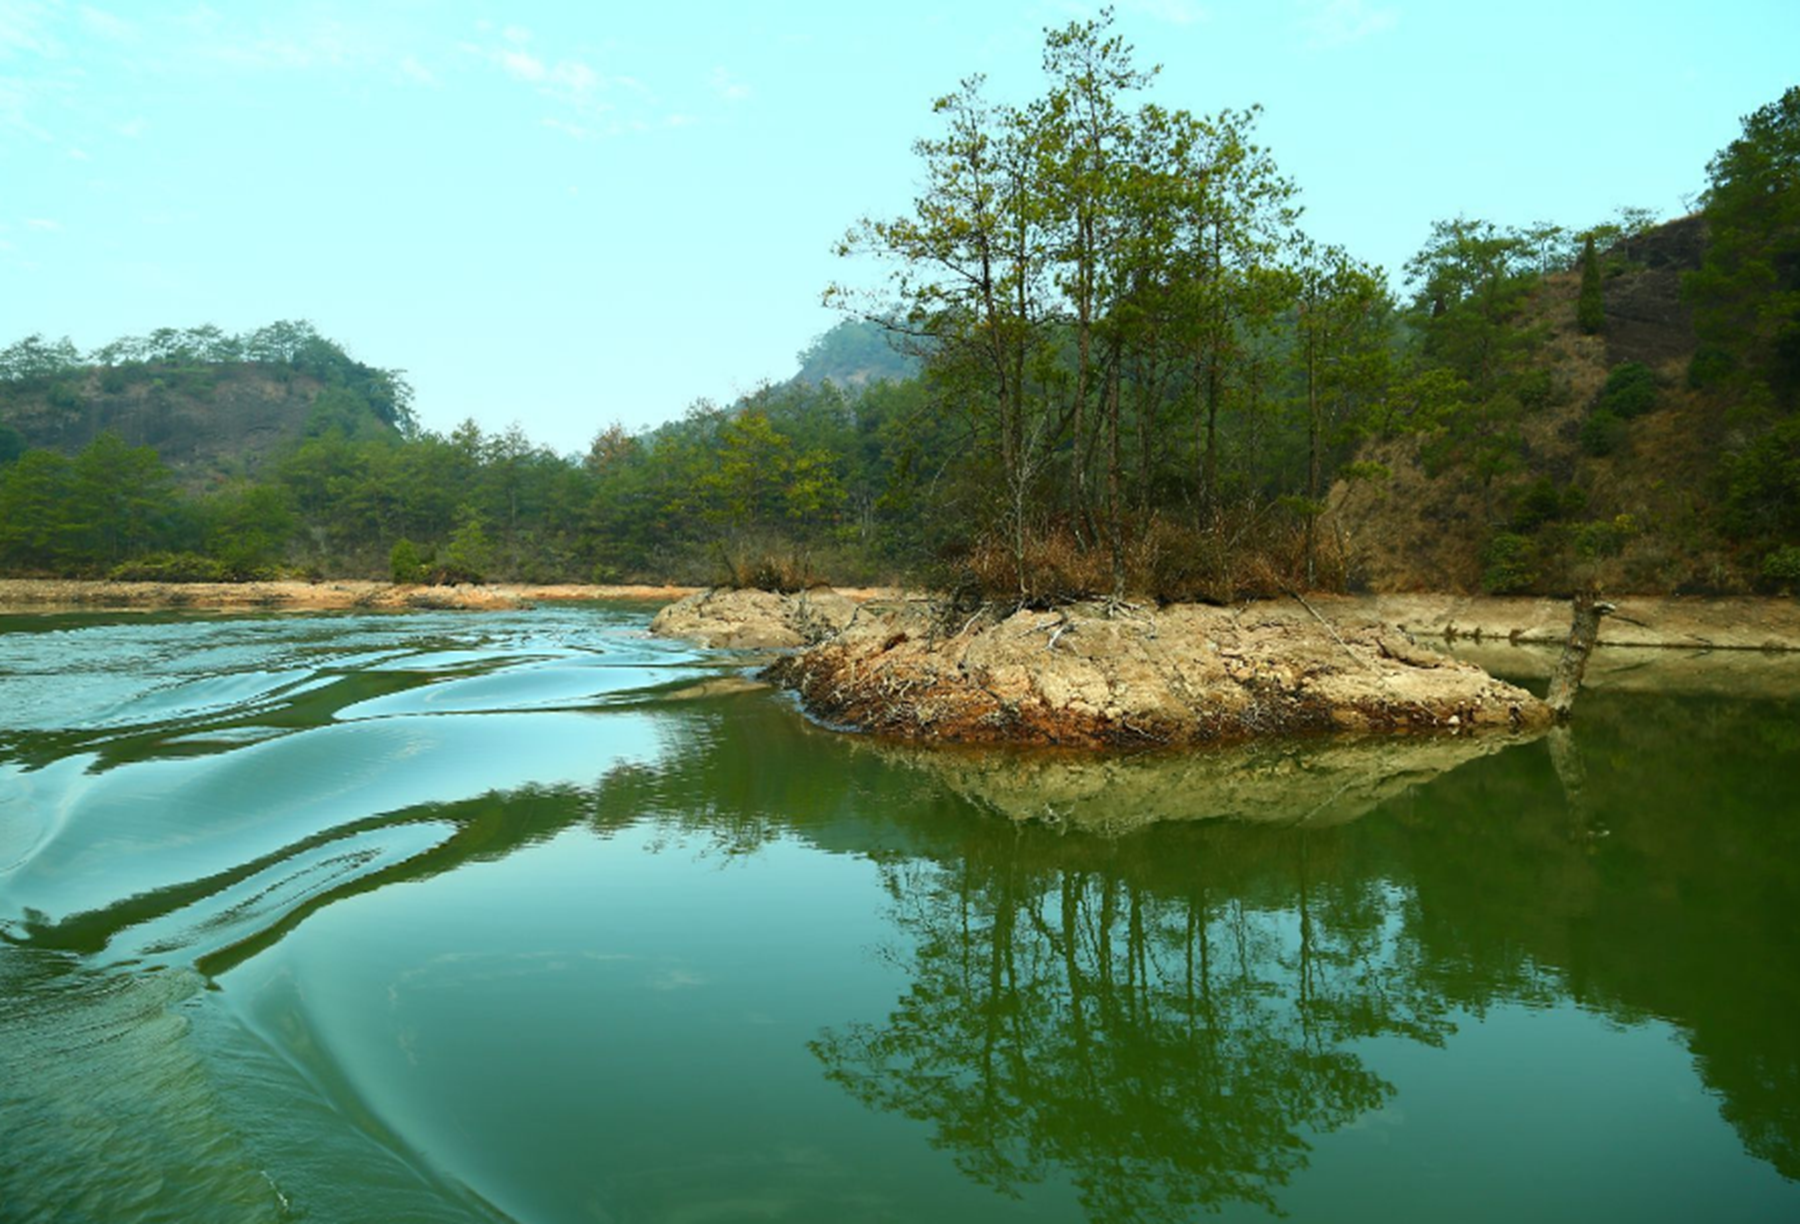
1577 234 1604 335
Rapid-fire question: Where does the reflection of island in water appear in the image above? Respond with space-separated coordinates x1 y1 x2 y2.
853 726 1540 833
5 680 1797 1220
807 690 1800 1217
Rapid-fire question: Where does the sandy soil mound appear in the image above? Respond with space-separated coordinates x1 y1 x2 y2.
648 587 860 649
768 599 1551 747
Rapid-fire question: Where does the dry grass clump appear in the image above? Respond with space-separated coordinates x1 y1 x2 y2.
714 534 822 593
949 510 1347 607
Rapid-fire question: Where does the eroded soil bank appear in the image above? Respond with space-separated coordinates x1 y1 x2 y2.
766 599 1553 748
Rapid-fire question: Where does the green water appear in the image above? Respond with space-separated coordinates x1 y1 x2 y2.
1 605 1796 1223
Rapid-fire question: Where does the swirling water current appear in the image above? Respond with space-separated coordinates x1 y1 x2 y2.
1 603 1797 1223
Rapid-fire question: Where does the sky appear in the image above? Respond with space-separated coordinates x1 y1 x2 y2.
2 1 1795 455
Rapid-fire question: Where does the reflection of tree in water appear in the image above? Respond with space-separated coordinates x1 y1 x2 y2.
812 831 1458 1219
16 680 1794 1211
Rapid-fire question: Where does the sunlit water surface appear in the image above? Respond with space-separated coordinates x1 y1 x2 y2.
1 604 1796 1223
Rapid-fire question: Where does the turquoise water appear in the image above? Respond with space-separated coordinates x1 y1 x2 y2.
0 604 1796 1222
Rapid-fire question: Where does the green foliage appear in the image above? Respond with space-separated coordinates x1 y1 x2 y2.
305 386 388 440
1684 86 1800 408
1596 361 1659 418
1688 344 1736 389
1762 545 1800 587
1580 408 1629 457
0 423 23 467
0 334 81 383
795 320 919 387
390 538 426 583
441 516 492 584
1508 477 1585 533
1480 532 1537 593
0 434 179 572
1577 234 1605 334
1403 217 1542 392
1720 413 1800 541
108 552 238 583
1571 514 1638 561
203 484 295 575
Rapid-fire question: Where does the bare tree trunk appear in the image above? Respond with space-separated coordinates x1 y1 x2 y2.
1547 589 1612 721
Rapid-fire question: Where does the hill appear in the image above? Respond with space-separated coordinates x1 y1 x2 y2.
0 322 410 491
1328 214 1786 595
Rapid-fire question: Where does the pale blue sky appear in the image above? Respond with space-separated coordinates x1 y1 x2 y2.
2 1 1794 453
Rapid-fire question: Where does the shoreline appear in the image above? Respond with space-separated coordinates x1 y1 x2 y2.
0 579 1794 652
0 578 706 614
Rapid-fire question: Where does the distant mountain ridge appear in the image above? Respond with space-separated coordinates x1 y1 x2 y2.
791 319 920 389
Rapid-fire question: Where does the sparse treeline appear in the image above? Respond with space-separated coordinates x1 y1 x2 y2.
0 342 935 585
0 319 417 435
827 10 1672 602
1 28 1793 595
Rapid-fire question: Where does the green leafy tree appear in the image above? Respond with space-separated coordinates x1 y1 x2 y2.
1291 243 1390 584
0 450 76 569
203 484 296 575
1684 86 1800 407
67 432 179 568
1577 233 1604 334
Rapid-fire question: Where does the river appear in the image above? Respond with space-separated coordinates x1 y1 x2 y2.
1 603 1795 1222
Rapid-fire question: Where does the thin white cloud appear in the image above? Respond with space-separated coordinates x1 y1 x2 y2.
179 6 380 72
117 115 146 137
471 25 699 139
709 66 750 103
0 1 59 59
1298 0 1398 49
479 29 610 117
497 46 545 82
66 145 89 159
77 5 134 42
24 216 58 230
541 115 588 140
396 54 436 86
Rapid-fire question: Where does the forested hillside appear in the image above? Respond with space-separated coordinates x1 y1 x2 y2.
0 20 1792 597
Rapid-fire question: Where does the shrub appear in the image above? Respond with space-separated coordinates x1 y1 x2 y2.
949 510 1326 608
109 552 235 583
1481 532 1538 593
1509 477 1585 533
1688 344 1736 389
1579 408 1629 456
1596 361 1659 419
390 538 426 584
1762 545 1800 588
439 519 491 583
1571 514 1638 561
